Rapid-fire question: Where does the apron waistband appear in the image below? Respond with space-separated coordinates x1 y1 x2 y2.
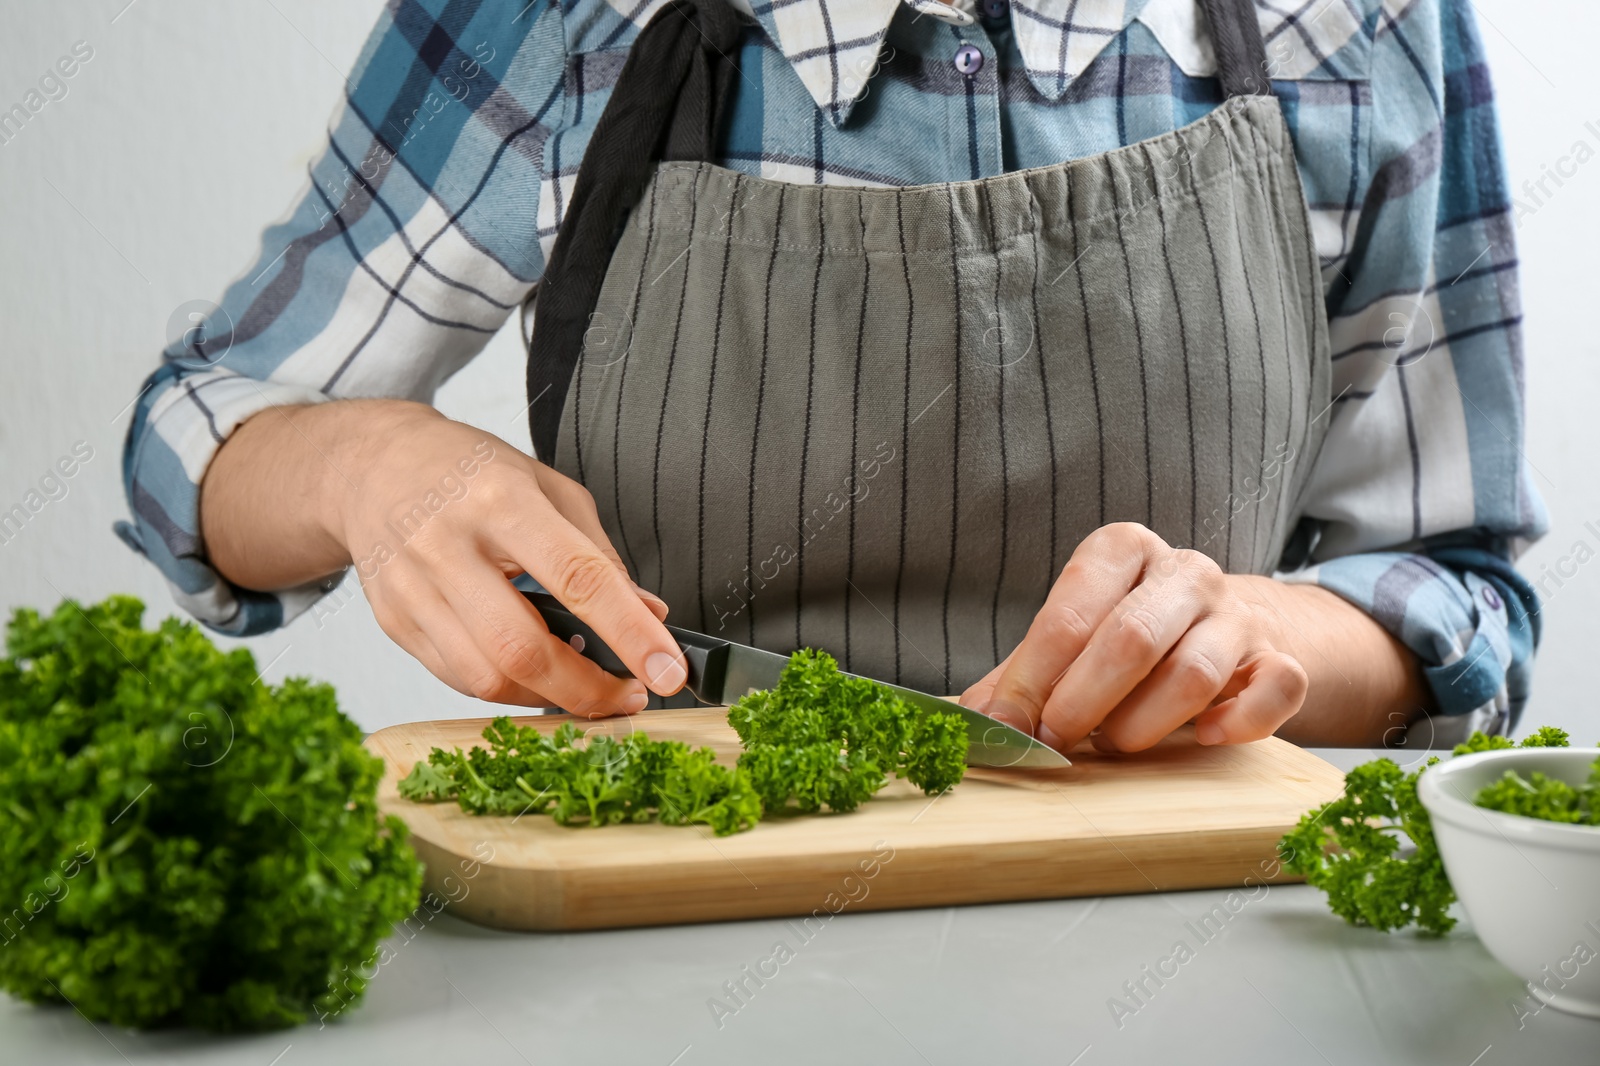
637 97 1291 257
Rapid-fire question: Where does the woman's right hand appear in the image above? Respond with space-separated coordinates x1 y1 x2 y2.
202 399 685 717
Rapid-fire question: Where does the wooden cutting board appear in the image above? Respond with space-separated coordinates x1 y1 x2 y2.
367 709 1345 931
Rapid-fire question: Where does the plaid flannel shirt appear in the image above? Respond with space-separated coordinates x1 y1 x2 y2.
117 0 1547 739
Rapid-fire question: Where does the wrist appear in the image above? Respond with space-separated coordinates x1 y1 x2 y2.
201 398 454 593
321 399 448 555
1230 574 1432 746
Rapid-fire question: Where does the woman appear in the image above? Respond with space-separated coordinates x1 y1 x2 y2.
118 0 1543 753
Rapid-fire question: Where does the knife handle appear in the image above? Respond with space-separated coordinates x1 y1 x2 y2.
519 590 729 704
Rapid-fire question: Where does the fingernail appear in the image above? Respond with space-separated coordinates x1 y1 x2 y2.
1039 722 1067 752
646 651 687 694
633 582 669 621
1196 722 1225 745
1090 732 1121 754
623 691 648 714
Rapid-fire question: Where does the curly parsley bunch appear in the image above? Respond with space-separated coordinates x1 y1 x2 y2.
0 596 422 1030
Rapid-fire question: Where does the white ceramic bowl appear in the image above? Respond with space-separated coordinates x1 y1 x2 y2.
1417 747 1600 1018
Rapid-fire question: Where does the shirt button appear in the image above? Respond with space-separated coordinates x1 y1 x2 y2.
1482 585 1503 610
954 43 984 76
981 0 1008 18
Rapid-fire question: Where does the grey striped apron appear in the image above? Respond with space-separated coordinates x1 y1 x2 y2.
528 0 1330 699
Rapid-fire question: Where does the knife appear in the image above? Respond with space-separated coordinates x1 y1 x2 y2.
520 590 1070 769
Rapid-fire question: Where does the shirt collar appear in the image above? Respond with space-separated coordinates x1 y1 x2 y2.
724 0 1368 128
1011 0 1152 101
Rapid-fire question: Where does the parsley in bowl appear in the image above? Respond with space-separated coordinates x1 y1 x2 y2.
1417 746 1600 1019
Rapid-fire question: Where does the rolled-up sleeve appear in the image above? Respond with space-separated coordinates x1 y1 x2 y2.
1278 0 1546 740
117 0 568 636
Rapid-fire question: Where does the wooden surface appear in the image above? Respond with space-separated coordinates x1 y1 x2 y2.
367 708 1346 931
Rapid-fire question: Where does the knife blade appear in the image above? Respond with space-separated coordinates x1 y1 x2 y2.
521 590 1070 769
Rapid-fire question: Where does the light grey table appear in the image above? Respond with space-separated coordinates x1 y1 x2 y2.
4 750 1596 1066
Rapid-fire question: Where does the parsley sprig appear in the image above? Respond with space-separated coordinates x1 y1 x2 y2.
1281 726 1591 935
399 719 762 836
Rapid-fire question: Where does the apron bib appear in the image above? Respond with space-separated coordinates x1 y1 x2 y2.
527 0 1330 698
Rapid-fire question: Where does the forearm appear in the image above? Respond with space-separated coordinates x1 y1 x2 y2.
200 399 441 591
1233 576 1431 748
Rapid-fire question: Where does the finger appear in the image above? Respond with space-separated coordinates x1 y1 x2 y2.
371 602 467 694
535 466 670 622
636 586 670 622
431 559 649 716
1192 650 1308 745
1090 617 1244 753
366 585 495 700
981 524 1161 737
490 487 687 696
407 592 554 708
959 651 1012 710
1039 549 1224 749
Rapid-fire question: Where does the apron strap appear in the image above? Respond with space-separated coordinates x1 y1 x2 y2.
1196 0 1273 98
526 0 742 462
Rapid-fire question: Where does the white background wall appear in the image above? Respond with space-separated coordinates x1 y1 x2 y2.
1 0 1596 746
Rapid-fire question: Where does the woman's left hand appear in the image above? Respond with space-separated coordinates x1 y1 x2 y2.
961 522 1311 753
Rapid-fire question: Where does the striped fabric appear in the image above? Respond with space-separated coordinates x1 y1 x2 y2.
557 94 1330 697
117 0 1545 738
